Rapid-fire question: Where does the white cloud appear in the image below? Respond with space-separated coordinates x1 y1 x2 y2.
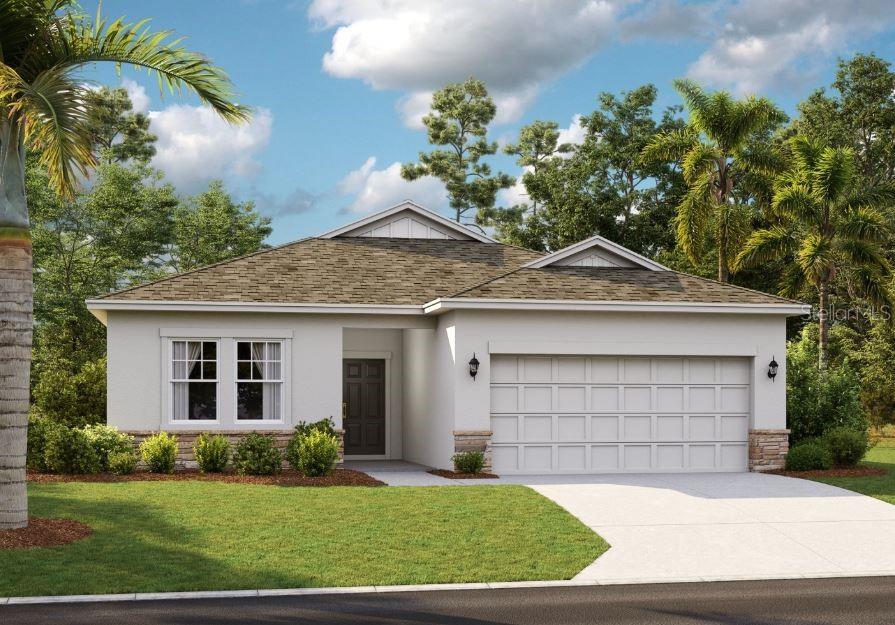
687 0 895 93
558 114 587 147
337 157 447 214
148 105 273 192
619 0 714 42
121 78 150 114
309 0 621 127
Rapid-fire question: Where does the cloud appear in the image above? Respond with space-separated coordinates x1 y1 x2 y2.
619 0 715 42
557 114 587 147
121 78 150 114
686 0 895 93
309 0 620 127
148 105 273 192
337 156 447 214
250 186 318 217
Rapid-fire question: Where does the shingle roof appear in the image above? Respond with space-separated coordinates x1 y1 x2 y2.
450 266 798 305
100 237 542 305
98 237 798 307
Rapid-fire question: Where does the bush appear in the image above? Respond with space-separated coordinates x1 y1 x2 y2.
785 441 834 471
194 433 231 473
26 414 64 472
292 417 336 439
44 426 102 474
140 432 179 473
232 433 282 475
452 451 485 474
108 449 137 475
31 354 106 427
787 325 869 444
287 429 339 477
82 424 134 471
822 426 868 467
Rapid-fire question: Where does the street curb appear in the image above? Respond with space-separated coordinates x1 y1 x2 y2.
3 571 895 605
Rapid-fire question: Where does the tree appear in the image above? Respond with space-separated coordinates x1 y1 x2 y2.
734 136 894 368
642 79 787 281
402 78 513 223
489 85 685 257
83 86 157 163
167 181 272 272
0 0 247 529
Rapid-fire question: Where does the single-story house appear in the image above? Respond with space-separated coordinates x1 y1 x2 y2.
87 201 806 474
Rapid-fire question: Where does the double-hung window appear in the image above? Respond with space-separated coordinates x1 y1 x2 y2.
171 340 218 421
236 341 283 421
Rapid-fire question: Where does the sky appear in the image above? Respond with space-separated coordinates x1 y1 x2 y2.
79 0 895 244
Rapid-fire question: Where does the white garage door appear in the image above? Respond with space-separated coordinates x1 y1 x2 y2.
490 356 751 474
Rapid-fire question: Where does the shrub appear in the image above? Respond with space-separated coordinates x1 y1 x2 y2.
82 424 134 471
140 432 179 473
822 426 868 468
44 426 102 474
232 433 282 475
452 450 485 474
108 450 137 475
26 414 64 472
31 354 106 427
785 441 834 471
194 433 231 473
292 417 336 439
287 429 339 477
786 325 869 444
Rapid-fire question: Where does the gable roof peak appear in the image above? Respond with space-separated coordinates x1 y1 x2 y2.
319 200 496 243
523 233 669 271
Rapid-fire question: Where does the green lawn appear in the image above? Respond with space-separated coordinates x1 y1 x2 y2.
2 483 607 597
809 439 895 505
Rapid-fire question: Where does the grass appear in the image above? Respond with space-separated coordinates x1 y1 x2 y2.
1 483 608 597
809 438 895 505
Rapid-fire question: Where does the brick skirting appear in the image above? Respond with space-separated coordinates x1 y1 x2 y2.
748 429 790 472
126 429 345 469
453 430 492 471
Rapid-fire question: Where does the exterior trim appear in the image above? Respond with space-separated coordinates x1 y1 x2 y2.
318 200 496 243
523 233 670 271
424 298 808 316
488 340 759 357
87 300 425 319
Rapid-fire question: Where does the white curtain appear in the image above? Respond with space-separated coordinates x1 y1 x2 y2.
252 342 281 420
173 341 202 420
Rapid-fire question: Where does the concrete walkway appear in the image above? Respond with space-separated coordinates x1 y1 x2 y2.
345 461 895 583
503 472 895 583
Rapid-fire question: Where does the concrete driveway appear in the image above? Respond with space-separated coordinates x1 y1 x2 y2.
501 472 895 583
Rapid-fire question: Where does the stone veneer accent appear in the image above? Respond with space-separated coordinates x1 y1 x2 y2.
127 429 345 469
453 430 492 471
748 429 790 472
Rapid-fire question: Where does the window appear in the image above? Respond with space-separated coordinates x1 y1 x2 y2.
236 341 282 420
171 340 217 420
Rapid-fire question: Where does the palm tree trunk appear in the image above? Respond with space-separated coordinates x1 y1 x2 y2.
818 281 830 370
0 115 31 530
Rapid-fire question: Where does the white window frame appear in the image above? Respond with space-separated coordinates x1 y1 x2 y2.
167 338 221 424
233 339 285 424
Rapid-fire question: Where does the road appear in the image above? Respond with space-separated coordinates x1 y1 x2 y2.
4 577 895 625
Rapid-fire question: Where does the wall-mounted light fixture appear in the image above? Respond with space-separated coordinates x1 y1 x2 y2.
767 356 779 381
469 353 480 380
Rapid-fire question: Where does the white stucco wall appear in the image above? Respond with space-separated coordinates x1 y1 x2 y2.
105 311 431 435
442 310 788 434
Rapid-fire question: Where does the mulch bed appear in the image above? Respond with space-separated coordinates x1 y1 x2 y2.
770 466 888 478
428 469 500 480
27 468 385 487
0 518 92 550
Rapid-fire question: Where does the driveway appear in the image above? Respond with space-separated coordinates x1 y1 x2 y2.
502 472 895 583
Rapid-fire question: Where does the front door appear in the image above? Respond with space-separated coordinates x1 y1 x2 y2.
343 359 386 455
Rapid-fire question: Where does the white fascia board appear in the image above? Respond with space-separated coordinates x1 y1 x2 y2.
488 340 759 357
423 298 808 316
318 200 496 243
86 299 425 316
523 234 669 271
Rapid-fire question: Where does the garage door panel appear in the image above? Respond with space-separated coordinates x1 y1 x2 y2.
490 355 751 474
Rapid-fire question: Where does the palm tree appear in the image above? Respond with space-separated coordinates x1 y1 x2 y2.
0 0 248 529
642 79 786 281
734 136 894 368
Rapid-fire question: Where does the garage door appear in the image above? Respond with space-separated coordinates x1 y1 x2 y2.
490 356 751 474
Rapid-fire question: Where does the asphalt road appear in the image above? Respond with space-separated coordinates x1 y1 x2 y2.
4 577 895 625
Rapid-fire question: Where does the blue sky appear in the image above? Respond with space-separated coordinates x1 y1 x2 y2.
80 1 895 244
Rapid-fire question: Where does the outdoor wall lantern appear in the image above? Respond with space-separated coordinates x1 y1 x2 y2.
469 353 480 380
767 357 779 381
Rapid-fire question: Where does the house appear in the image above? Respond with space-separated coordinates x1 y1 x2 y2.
86 201 805 474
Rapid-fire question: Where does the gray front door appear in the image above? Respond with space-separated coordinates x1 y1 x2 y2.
343 359 386 455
